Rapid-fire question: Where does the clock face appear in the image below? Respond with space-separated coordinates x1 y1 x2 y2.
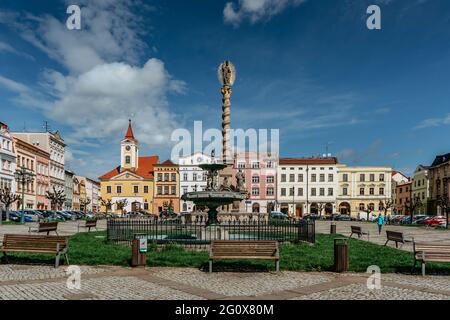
197 157 202 163
126 145 131 151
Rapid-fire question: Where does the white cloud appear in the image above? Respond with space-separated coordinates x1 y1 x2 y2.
224 0 306 27
0 41 35 60
415 114 450 129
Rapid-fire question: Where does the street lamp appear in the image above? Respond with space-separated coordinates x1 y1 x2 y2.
14 166 35 223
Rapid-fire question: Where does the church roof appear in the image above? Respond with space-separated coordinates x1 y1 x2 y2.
98 156 159 180
124 119 136 141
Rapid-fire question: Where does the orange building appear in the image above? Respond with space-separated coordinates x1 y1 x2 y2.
153 160 180 213
395 181 412 215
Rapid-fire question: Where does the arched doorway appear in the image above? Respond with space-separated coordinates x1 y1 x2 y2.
131 201 141 212
182 202 188 212
339 202 351 215
267 202 275 213
295 204 303 217
310 203 318 215
252 203 260 213
325 203 333 215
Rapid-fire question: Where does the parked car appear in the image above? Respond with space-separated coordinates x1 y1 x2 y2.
270 211 289 220
358 211 377 222
2 210 20 222
302 213 320 220
334 214 352 221
423 216 446 226
414 216 431 225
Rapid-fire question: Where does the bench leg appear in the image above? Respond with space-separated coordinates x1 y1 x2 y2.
64 253 70 266
422 262 426 276
395 242 398 249
276 260 280 272
349 233 353 238
384 239 389 246
209 260 212 273
55 254 60 268
55 230 59 236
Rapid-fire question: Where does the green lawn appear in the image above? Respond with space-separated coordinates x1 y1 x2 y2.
3 231 450 274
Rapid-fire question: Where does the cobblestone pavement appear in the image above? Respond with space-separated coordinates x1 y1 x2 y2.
315 221 450 251
1 265 450 300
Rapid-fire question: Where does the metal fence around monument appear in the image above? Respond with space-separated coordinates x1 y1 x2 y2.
107 218 315 249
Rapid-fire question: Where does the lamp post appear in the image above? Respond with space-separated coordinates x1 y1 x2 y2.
14 166 35 224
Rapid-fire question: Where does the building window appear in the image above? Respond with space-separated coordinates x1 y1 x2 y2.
328 188 333 196
266 187 274 196
319 174 325 182
238 162 245 169
171 186 176 195
157 186 162 195
133 186 139 193
311 174 316 182
266 161 273 168
370 174 375 182
157 173 162 181
193 173 197 181
298 188 303 196
359 203 365 211
164 173 169 181
369 187 374 195
144 203 149 210
319 188 325 196
281 174 286 182
379 187 384 195
252 162 260 169
144 186 149 193
298 174 303 182
289 187 294 196
183 173 188 181
125 156 131 164
252 187 259 196
183 187 188 194
311 188 316 196
360 174 365 182
328 174 333 182
116 186 122 194
266 176 274 183
252 176 260 183
289 174 295 182
360 188 364 195
106 186 111 194
164 186 169 194
281 188 286 196
343 187 348 196
171 173 176 181
380 174 385 182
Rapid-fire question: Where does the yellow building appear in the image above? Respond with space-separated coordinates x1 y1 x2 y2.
99 120 158 214
153 160 180 213
337 164 393 219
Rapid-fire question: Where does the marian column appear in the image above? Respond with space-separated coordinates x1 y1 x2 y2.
218 61 236 164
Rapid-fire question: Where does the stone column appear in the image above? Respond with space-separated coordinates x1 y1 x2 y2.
221 85 232 164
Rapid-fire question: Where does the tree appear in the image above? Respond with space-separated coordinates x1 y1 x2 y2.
0 187 21 223
115 199 128 214
362 203 375 221
99 197 112 214
316 203 326 217
80 197 91 213
437 195 450 229
404 196 422 224
379 199 394 216
46 186 67 211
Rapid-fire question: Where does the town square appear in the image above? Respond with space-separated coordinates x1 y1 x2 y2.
1 0 450 311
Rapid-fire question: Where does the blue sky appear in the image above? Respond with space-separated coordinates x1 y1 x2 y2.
0 0 449 179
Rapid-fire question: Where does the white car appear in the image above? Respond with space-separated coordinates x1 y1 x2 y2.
358 211 378 222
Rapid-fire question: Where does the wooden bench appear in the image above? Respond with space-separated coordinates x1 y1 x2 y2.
209 240 280 273
78 219 98 232
349 226 370 240
0 234 69 268
413 242 450 276
28 222 58 235
385 230 414 248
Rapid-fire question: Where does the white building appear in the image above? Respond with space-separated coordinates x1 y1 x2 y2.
12 131 66 192
0 122 16 211
276 157 338 217
87 178 100 212
178 152 212 212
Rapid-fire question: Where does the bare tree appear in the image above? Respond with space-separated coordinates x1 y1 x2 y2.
0 187 21 223
80 197 91 213
361 204 376 221
46 186 67 211
437 195 450 229
404 196 422 224
99 197 112 215
379 199 394 216
115 199 128 214
316 203 326 217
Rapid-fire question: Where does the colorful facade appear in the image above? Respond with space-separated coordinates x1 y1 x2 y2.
153 160 180 213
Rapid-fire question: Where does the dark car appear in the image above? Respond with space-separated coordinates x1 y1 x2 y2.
2 210 20 222
335 214 352 221
270 211 289 220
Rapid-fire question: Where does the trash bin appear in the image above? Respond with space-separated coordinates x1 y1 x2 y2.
334 238 348 273
131 234 147 267
330 223 336 234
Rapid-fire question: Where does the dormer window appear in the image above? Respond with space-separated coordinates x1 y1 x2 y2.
125 156 131 164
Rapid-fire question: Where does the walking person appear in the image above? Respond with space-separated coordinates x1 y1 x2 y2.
377 213 384 235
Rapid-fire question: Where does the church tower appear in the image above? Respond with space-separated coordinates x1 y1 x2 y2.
121 119 139 171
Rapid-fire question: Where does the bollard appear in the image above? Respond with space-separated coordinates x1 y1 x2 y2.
330 223 336 234
334 238 349 272
131 236 147 267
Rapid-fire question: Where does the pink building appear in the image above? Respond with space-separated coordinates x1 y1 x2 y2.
35 151 50 210
232 152 278 213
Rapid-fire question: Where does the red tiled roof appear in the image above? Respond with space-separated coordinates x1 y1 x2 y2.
279 157 338 165
98 156 159 180
155 159 177 167
124 119 136 141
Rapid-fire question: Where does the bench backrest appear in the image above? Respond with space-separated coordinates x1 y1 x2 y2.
85 220 97 227
414 242 450 253
386 230 404 241
38 222 58 232
211 240 278 257
3 234 68 252
351 226 362 233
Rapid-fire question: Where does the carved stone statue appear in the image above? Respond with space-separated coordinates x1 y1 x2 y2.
218 60 236 87
220 176 231 191
236 169 245 192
